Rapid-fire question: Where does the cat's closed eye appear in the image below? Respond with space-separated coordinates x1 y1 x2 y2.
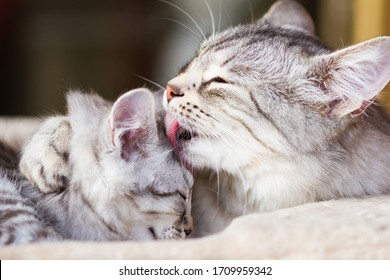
205 77 228 85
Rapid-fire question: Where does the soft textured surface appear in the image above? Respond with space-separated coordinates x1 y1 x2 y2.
1 195 390 259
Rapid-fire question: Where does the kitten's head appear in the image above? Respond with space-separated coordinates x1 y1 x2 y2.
67 88 193 240
164 0 390 174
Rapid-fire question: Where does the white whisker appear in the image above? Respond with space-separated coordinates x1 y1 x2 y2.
159 0 207 40
158 17 198 36
222 1 233 27
133 74 165 90
205 126 245 180
205 118 257 215
205 127 248 214
203 131 222 208
199 185 223 197
204 0 215 37
216 168 220 209
248 0 254 23
339 35 345 48
218 0 222 32
209 116 257 153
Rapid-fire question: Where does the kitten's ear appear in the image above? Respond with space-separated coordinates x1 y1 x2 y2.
312 37 390 117
262 0 315 35
109 88 157 159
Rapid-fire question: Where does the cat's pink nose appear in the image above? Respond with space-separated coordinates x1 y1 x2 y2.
165 84 183 102
166 84 177 102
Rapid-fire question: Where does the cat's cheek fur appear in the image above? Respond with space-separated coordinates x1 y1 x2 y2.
168 97 291 174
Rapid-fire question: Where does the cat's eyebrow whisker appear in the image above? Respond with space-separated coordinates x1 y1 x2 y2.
158 0 207 41
133 74 165 90
248 0 254 23
158 17 198 37
218 0 222 33
158 19 202 49
338 35 345 48
203 0 215 38
222 1 233 28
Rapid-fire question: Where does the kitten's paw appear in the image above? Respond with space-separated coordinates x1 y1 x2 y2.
19 117 72 193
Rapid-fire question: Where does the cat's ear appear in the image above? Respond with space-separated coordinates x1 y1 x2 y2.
262 0 315 35
311 37 390 117
109 88 157 159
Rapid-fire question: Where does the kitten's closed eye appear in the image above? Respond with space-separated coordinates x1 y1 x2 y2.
149 189 188 200
205 77 228 85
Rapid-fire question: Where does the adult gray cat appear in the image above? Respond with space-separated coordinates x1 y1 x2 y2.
163 0 390 236
0 88 193 244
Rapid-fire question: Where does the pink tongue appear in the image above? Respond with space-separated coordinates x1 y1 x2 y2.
164 112 193 173
165 112 179 146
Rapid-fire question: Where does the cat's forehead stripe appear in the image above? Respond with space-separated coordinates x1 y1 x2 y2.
199 24 327 65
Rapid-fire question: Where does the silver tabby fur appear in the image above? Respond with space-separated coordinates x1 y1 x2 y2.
0 88 193 244
164 1 390 236
0 142 62 244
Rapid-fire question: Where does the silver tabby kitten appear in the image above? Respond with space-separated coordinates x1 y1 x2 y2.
0 88 193 244
0 141 62 244
163 1 390 236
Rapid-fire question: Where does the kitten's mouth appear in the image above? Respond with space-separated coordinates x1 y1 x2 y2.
176 127 197 142
165 112 198 146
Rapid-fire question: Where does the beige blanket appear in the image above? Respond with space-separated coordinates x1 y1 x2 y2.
1 195 390 259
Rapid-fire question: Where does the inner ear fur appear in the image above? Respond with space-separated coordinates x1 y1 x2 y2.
310 37 390 117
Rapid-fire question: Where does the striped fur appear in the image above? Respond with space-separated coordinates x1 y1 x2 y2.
164 1 390 236
0 142 62 245
1 88 193 244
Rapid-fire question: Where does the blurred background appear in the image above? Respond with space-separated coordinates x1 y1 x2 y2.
0 0 389 116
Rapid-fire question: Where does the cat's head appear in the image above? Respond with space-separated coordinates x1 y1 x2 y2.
67 88 193 240
163 0 390 175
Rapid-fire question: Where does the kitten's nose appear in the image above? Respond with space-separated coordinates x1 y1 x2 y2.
165 84 183 103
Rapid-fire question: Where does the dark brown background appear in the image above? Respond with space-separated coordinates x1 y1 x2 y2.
0 0 387 117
